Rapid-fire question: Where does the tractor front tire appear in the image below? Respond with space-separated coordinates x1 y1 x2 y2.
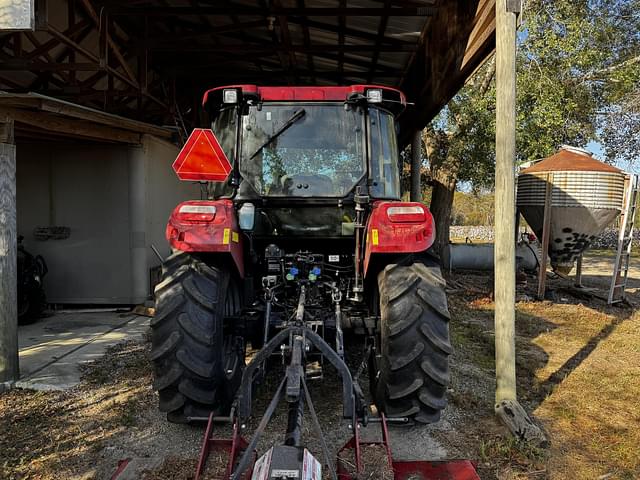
376 258 452 423
151 252 243 423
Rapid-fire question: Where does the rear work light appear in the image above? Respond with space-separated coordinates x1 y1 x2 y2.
177 204 217 222
223 88 238 104
387 205 426 223
366 89 383 103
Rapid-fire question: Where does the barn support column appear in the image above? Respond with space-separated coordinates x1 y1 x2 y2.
410 129 422 202
128 142 148 304
0 115 18 390
494 0 545 443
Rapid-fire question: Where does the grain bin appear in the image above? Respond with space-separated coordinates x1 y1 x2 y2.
517 146 625 274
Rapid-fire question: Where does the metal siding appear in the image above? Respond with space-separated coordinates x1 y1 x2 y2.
517 171 625 210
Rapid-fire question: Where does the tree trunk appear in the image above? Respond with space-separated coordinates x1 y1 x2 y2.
423 127 459 257
430 168 457 256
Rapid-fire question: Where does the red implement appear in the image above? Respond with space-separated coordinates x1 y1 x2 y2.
337 415 480 480
195 414 254 480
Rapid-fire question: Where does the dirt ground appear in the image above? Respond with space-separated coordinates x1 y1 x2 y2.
0 249 638 480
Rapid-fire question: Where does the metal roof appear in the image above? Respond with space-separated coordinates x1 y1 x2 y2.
0 0 496 142
522 147 622 174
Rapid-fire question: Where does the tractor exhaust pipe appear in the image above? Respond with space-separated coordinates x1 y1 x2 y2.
351 187 370 302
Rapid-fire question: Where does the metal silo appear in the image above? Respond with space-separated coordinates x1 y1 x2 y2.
517 146 625 274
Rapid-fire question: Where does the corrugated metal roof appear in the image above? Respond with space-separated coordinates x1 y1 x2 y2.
0 0 495 134
522 147 622 174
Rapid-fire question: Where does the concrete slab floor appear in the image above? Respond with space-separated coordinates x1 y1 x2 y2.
16 312 149 390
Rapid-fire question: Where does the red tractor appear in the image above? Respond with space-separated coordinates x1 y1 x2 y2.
151 85 454 477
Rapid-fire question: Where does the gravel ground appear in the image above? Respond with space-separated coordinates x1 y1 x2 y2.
7 252 634 479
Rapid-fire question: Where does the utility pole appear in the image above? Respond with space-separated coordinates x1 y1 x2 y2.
494 0 544 442
0 114 18 390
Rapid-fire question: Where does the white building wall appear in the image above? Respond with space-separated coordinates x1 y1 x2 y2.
16 136 200 304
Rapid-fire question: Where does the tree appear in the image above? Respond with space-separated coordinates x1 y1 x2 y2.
424 0 640 255
516 0 640 162
423 59 496 254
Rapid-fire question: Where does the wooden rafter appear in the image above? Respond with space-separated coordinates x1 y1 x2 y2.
368 0 392 83
338 0 345 84
0 0 494 140
107 6 437 16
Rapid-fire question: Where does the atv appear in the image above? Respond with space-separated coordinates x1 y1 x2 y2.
17 235 48 324
151 85 451 429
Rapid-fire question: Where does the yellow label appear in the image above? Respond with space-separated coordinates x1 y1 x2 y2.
222 228 230 245
372 229 379 246
232 231 239 243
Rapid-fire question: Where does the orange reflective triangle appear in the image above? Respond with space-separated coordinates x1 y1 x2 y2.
172 129 232 182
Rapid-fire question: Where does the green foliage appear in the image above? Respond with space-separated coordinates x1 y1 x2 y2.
518 0 640 163
424 59 497 190
451 191 495 226
425 0 640 193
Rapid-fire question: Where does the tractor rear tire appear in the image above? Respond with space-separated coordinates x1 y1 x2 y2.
376 257 452 423
151 251 243 423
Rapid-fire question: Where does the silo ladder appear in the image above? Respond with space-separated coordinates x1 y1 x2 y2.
608 174 639 304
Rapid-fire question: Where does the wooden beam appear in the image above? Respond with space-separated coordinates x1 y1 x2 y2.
399 0 496 144
338 0 346 83
44 25 151 98
288 16 415 46
0 107 141 144
494 0 518 407
296 0 316 84
494 0 545 444
0 113 18 389
38 99 172 138
368 0 392 82
25 20 91 60
146 20 266 46
274 0 298 83
107 6 437 16
151 44 417 53
78 0 138 86
0 61 102 71
462 0 496 70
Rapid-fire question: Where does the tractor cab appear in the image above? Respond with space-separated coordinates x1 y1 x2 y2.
200 85 405 238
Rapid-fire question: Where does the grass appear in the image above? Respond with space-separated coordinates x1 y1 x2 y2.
445 269 640 480
531 306 640 480
479 436 548 476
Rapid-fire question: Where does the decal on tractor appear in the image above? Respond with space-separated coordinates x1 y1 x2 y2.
172 128 232 182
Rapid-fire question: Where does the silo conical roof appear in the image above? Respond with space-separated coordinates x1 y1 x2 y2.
521 147 622 174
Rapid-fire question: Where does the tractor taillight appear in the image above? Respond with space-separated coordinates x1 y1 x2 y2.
387 205 426 223
177 204 217 222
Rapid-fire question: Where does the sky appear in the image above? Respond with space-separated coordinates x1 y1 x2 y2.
586 141 639 174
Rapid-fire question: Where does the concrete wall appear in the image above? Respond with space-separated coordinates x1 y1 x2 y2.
16 136 200 304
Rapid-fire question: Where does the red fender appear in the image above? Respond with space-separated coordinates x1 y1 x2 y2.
166 199 244 277
363 201 435 277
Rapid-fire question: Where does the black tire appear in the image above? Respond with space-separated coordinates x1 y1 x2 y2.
375 257 452 423
18 286 47 325
151 251 244 423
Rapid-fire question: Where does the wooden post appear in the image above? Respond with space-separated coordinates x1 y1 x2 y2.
493 0 545 443
574 253 583 288
536 173 552 299
0 115 18 389
410 129 422 202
